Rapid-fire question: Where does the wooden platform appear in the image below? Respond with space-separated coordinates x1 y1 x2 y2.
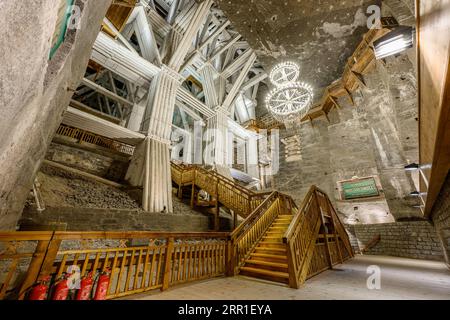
126 255 450 300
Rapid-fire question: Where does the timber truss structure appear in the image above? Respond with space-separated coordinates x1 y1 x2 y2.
67 0 276 213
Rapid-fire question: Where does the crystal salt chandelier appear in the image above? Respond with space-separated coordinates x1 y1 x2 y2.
266 61 314 124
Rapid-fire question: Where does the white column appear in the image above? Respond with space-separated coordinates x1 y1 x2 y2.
126 66 184 213
247 134 259 179
204 107 233 179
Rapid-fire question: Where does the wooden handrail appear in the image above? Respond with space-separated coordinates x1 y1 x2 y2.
230 191 278 240
55 124 135 156
283 186 316 241
282 186 353 288
171 162 270 219
227 192 283 275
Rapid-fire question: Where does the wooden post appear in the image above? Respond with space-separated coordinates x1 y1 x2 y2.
214 180 220 231
318 205 333 269
38 238 62 278
190 182 195 208
17 240 49 300
286 243 300 289
224 239 235 277
327 200 343 264
161 237 174 291
214 204 220 231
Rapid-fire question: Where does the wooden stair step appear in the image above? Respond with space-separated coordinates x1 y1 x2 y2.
269 226 288 230
250 253 287 263
272 222 290 226
263 236 283 242
239 267 289 284
266 231 285 235
245 259 288 271
254 247 287 255
258 242 285 248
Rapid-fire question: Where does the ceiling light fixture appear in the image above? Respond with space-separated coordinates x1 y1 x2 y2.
266 62 314 124
373 26 414 60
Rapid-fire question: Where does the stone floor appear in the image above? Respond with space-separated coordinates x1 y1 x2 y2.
127 255 450 300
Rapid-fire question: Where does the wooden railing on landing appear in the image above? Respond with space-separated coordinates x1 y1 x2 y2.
55 124 135 156
0 187 353 298
171 162 270 219
0 231 227 300
283 186 354 288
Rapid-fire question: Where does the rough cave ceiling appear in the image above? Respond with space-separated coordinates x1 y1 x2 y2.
216 0 382 96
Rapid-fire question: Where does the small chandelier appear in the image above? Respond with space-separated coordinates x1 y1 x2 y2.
266 61 314 124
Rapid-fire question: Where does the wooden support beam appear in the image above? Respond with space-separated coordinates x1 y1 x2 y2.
329 95 341 110
161 237 174 291
344 87 355 106
352 71 367 88
81 78 134 108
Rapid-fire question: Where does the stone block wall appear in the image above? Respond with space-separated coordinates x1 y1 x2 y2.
46 139 130 182
20 206 233 232
346 222 444 261
431 172 450 266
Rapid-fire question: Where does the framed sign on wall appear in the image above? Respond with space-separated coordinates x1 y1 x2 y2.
339 177 380 200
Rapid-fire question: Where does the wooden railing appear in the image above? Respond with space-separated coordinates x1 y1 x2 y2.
0 231 227 300
283 186 353 288
55 124 135 156
171 162 270 218
227 192 283 275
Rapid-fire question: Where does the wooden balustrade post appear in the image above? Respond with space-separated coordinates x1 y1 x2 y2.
225 239 235 277
327 200 343 264
190 182 195 208
178 172 183 199
214 180 220 231
317 193 333 269
286 243 300 289
37 238 62 278
17 240 50 300
161 237 174 291
78 130 86 144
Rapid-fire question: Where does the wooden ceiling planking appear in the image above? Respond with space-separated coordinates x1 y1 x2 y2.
417 0 450 217
102 0 138 38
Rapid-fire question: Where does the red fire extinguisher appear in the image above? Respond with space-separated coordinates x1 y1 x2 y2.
76 272 94 300
93 269 111 300
52 274 69 300
29 276 51 300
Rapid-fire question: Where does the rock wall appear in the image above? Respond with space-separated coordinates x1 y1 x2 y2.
431 172 450 267
0 0 111 230
273 54 419 222
347 221 444 261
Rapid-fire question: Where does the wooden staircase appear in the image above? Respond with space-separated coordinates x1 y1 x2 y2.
171 162 354 288
240 214 293 284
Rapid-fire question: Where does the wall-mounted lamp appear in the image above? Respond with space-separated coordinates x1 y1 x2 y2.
410 191 427 197
373 26 414 60
404 163 432 188
404 163 432 171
